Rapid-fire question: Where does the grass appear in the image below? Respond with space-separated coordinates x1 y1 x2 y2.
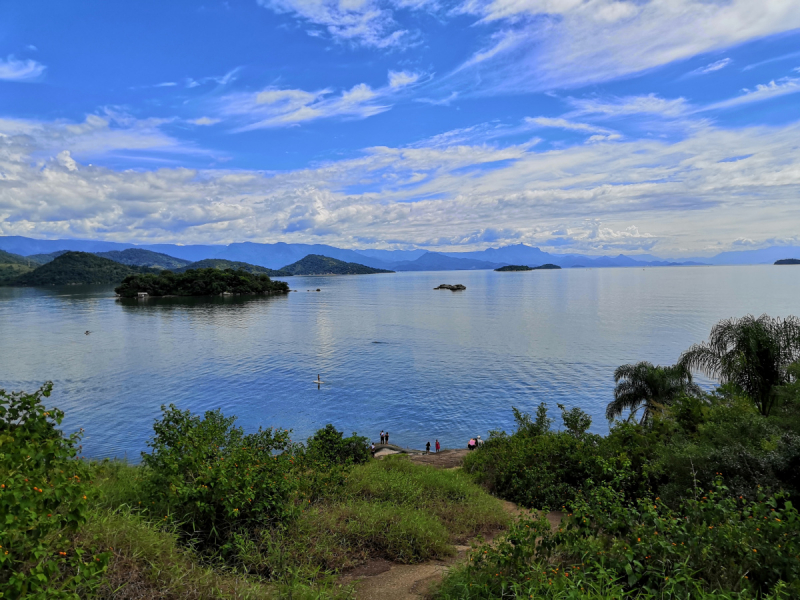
78 455 507 598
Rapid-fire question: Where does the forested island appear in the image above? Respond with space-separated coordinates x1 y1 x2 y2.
114 268 290 297
775 258 800 265
281 254 394 275
5 314 800 598
495 263 562 271
173 258 291 277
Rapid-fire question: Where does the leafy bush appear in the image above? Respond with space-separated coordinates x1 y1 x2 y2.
304 424 370 468
655 390 800 504
140 404 297 550
439 468 800 599
463 403 655 509
0 383 109 599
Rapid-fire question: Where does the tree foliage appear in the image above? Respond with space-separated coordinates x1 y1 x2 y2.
115 268 289 297
679 314 800 416
608 361 700 424
140 405 297 550
0 383 109 599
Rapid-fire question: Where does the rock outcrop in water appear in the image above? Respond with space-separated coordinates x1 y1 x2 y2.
434 284 466 291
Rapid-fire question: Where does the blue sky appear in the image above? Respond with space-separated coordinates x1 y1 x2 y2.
1 0 799 256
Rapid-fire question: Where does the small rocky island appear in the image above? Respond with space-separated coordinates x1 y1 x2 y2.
775 259 800 265
434 284 466 291
495 263 561 271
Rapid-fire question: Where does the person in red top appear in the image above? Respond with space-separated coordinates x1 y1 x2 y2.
435 439 440 453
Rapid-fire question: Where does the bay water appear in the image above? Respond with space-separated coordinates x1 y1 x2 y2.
1 266 797 459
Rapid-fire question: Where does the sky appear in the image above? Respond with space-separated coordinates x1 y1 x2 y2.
0 1 799 257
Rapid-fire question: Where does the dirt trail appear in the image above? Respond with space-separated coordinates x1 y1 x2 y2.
342 451 561 599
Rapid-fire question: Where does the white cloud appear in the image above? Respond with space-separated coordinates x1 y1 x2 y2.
185 68 241 89
2 113 800 255
220 80 401 129
0 55 46 81
190 117 221 126
388 70 422 89
454 0 800 91
155 82 178 87
687 57 732 76
525 116 615 135
545 221 658 252
567 94 690 119
256 0 411 48
703 77 800 111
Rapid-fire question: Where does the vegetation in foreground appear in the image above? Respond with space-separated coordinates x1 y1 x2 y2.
3 312 800 599
1 387 505 599
448 314 800 598
114 268 290 297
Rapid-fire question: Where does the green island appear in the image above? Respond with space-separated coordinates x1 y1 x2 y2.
173 258 291 277
775 258 800 265
114 268 290 298
281 254 394 275
495 263 562 271
6 252 156 286
95 249 193 270
4 314 800 599
0 249 38 285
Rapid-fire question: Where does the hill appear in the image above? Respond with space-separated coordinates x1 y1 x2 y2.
280 254 394 275
775 258 800 265
175 258 291 277
9 252 153 286
0 250 38 284
95 249 191 270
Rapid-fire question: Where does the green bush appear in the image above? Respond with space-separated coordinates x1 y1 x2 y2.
655 390 800 504
439 467 800 599
305 424 370 468
140 404 297 550
464 403 656 509
0 383 109 599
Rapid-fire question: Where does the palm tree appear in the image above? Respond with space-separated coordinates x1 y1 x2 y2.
607 362 700 425
679 314 800 416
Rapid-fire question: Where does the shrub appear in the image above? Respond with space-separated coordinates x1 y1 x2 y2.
439 469 800 599
140 404 297 550
0 383 109 599
305 424 370 468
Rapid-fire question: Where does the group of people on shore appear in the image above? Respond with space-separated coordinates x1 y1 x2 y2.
425 440 440 454
369 431 442 457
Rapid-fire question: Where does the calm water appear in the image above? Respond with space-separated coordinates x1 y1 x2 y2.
1 266 798 459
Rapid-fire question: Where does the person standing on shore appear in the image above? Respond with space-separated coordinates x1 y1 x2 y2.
385 431 390 444
426 441 431 454
435 439 440 453
380 430 385 444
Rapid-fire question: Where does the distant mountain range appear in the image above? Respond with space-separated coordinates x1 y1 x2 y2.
2 235 799 272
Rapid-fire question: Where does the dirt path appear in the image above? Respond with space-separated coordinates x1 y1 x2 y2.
343 450 561 599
